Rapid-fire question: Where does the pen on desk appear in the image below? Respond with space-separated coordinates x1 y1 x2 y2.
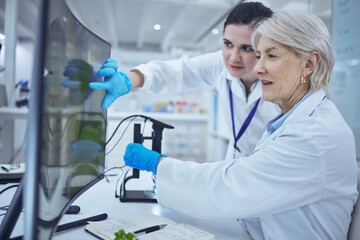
1 166 9 172
133 224 167 236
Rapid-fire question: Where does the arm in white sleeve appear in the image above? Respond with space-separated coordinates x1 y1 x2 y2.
155 122 329 219
133 51 224 93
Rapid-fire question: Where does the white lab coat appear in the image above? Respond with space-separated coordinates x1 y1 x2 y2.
156 89 358 240
134 51 280 159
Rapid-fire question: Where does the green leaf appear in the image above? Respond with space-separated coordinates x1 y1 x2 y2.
114 229 138 240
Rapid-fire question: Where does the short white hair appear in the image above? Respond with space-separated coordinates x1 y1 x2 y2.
252 12 335 90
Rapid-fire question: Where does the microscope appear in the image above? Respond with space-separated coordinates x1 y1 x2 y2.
120 115 174 203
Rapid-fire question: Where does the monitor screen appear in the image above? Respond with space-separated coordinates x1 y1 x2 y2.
24 0 110 239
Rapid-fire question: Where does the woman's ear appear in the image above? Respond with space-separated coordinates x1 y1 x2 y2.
303 51 321 77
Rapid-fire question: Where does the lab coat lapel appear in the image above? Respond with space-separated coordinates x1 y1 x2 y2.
247 80 262 104
282 89 326 125
253 89 327 150
226 73 246 102
226 72 261 105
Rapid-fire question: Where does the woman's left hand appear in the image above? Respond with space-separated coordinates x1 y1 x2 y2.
123 143 166 174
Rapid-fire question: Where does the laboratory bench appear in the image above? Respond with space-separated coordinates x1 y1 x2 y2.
0 169 244 239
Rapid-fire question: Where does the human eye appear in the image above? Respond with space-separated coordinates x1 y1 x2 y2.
255 55 261 60
223 40 233 48
242 45 254 52
268 54 276 59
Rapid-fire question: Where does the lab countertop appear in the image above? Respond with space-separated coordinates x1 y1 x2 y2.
1 169 243 239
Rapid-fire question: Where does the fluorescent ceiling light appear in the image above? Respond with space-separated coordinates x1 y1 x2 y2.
153 24 161 31
211 28 219 35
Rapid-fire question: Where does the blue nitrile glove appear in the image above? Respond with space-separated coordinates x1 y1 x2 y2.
89 58 132 109
123 143 166 175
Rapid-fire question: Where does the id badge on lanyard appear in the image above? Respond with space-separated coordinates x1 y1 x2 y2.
229 86 260 158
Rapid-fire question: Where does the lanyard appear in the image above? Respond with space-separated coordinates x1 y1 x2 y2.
229 86 260 153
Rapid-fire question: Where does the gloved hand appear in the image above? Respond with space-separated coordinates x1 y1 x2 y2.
89 58 132 109
123 143 166 175
62 59 96 105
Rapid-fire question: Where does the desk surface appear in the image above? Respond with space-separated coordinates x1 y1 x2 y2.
1 170 243 239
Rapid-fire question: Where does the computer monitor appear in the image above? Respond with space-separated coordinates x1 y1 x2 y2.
21 0 110 239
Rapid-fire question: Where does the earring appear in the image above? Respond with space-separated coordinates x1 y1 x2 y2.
301 76 306 85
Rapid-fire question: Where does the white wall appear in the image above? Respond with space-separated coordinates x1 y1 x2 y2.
0 40 33 164
15 42 34 85
330 0 360 160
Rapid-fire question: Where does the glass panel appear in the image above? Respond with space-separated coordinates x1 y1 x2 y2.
37 0 110 238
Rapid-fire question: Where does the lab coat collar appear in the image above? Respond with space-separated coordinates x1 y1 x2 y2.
226 72 261 104
282 89 327 125
254 89 327 148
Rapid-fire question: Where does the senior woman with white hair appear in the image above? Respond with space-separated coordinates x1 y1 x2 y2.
123 12 358 240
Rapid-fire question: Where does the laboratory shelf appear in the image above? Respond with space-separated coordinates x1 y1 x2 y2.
0 107 29 119
0 108 210 122
208 130 230 140
107 110 209 123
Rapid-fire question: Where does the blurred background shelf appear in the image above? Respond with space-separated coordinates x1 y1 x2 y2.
0 107 28 119
107 110 208 123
